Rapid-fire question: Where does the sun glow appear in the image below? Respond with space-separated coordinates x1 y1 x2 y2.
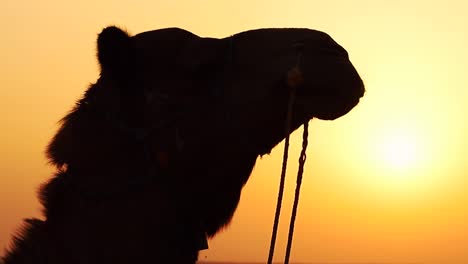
360 124 443 199
381 133 418 170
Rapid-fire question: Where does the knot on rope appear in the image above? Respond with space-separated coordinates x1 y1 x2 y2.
286 66 304 88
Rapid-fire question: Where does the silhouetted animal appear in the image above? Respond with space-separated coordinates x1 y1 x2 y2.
3 26 364 264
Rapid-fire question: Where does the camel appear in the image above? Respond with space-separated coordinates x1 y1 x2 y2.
2 26 364 263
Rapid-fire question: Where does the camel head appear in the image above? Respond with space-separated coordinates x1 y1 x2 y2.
48 26 364 169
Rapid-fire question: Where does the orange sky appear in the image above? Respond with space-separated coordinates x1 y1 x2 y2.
1 1 468 263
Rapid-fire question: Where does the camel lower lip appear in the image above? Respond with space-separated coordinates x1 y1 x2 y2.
296 95 360 120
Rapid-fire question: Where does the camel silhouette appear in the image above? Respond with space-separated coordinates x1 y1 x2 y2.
3 26 364 264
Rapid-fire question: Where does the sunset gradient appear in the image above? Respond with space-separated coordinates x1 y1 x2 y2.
1 1 468 263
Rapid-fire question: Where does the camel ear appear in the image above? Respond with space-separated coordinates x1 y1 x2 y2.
97 26 133 75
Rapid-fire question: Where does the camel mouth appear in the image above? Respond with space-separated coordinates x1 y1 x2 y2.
295 94 360 120
295 77 365 120
314 94 362 120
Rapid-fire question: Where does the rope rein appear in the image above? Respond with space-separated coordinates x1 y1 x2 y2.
267 86 296 264
268 121 309 264
268 45 309 264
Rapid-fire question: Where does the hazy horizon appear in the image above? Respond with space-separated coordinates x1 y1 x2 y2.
0 259 429 264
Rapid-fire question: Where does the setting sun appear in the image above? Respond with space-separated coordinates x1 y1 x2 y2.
381 132 419 170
